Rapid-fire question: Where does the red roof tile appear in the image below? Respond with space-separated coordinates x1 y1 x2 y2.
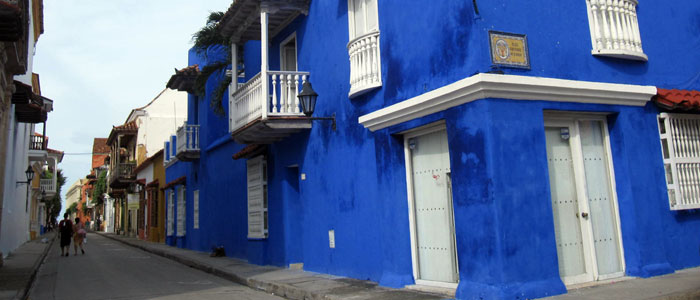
166 65 200 93
655 89 700 111
107 120 138 145
92 138 109 154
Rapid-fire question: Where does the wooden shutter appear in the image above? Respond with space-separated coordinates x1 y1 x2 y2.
177 186 186 236
193 190 199 229
166 190 174 236
247 156 268 239
658 113 700 210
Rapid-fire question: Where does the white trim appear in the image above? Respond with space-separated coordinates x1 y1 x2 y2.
279 32 297 72
403 122 459 287
544 114 626 286
358 74 657 131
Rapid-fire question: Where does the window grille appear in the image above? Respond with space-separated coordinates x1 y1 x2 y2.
658 113 700 210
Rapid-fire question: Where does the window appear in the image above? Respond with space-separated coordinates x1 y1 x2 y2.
166 190 174 236
347 0 382 98
193 190 199 229
658 113 700 210
150 189 158 227
585 0 647 61
176 185 186 236
247 156 268 239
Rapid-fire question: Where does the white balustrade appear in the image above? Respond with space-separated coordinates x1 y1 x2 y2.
348 30 381 98
230 70 309 133
176 124 200 153
587 0 646 61
40 178 55 193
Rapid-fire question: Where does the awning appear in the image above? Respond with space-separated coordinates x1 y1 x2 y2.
654 88 700 112
166 65 200 93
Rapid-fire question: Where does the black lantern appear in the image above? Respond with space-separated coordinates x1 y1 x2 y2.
25 166 34 182
297 81 336 130
298 81 318 117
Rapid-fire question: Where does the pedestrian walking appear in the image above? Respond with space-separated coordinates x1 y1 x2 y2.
73 217 86 255
58 213 73 257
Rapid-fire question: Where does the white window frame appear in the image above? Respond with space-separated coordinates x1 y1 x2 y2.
176 185 186 236
347 0 379 40
193 190 199 229
247 156 268 239
658 113 700 210
584 0 647 61
347 0 382 98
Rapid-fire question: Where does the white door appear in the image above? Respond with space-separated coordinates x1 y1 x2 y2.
544 116 624 286
406 126 459 286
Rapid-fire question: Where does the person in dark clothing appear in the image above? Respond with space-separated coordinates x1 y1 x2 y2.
58 213 73 256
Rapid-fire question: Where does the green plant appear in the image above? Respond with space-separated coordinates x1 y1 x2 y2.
191 11 235 115
91 170 106 206
45 169 66 225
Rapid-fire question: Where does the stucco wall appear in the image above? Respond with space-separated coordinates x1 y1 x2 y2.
163 1 700 299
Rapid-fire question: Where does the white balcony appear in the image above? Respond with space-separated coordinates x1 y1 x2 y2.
40 178 55 196
586 0 647 61
348 30 382 98
28 134 48 162
230 70 311 144
176 124 200 161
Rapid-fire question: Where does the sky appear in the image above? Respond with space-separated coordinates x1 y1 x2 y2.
33 1 233 213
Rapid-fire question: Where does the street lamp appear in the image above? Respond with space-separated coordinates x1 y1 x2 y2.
298 82 336 130
16 166 34 212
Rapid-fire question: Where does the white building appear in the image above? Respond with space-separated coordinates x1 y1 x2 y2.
0 0 54 258
64 179 83 220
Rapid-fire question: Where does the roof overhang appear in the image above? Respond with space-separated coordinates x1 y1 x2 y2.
654 89 700 112
359 73 658 132
166 65 200 93
217 0 310 43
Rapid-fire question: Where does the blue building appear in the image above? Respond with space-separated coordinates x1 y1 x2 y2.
162 1 700 299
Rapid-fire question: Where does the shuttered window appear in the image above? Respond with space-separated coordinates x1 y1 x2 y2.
658 113 700 210
166 189 174 236
177 185 186 236
247 156 268 239
193 190 199 229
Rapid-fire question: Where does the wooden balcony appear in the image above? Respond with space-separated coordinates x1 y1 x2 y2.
230 71 311 144
109 162 136 189
176 124 200 161
28 134 47 162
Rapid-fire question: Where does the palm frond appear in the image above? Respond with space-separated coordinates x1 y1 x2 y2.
192 11 229 57
211 75 233 116
193 61 230 96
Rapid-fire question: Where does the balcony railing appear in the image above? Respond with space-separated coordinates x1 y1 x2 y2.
40 178 55 194
231 70 309 133
176 124 200 161
29 135 46 151
348 30 382 98
586 0 646 61
118 163 136 177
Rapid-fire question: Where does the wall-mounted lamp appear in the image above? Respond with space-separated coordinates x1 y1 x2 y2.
298 82 336 131
16 166 34 212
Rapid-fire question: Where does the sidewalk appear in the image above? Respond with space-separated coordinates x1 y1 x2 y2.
97 232 449 300
99 232 700 300
543 268 700 300
0 232 56 300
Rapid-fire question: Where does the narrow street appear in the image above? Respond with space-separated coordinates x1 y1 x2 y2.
28 234 284 300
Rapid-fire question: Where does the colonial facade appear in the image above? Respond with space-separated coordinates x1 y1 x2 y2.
157 1 700 299
0 0 60 259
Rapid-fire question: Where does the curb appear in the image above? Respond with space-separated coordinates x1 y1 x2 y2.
96 233 443 300
16 233 56 300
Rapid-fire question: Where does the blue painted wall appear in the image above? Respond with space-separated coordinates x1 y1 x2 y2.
162 1 700 299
